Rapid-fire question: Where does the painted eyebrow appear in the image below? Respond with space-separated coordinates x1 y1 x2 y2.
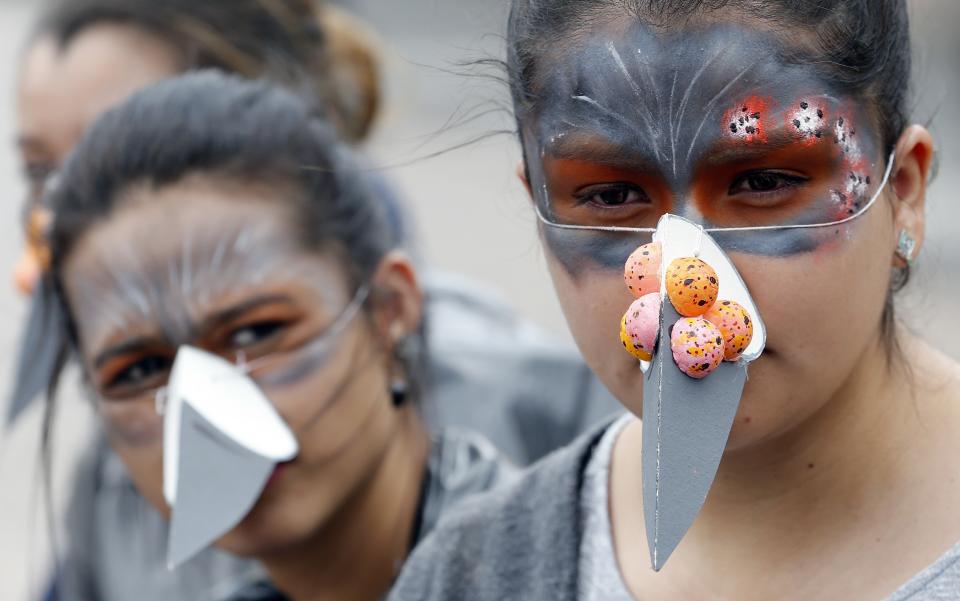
92 293 297 369
699 127 827 166
198 293 298 333
543 134 662 171
94 336 166 370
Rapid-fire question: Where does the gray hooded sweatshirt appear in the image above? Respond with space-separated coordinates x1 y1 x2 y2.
388 422 960 601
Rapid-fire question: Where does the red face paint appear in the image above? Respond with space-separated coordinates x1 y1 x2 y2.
723 96 771 144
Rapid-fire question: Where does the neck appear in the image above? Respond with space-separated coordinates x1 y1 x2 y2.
261 407 430 601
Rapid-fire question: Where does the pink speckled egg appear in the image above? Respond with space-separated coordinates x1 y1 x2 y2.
624 242 662 298
704 300 754 361
670 317 725 379
621 315 652 362
665 257 720 317
622 293 661 360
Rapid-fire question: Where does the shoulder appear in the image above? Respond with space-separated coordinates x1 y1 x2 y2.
390 422 613 601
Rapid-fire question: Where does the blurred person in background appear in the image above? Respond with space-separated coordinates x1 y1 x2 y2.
46 69 515 601
10 0 619 599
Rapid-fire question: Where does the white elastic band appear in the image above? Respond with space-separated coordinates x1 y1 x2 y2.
535 151 896 235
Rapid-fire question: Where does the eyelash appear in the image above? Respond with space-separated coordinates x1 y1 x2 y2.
728 171 808 196
573 183 651 209
106 354 174 393
225 320 287 350
100 319 289 397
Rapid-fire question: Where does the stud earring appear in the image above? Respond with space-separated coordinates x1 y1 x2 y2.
390 327 411 408
390 379 409 407
896 230 917 266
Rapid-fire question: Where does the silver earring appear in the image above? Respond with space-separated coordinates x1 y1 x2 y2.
896 230 917 266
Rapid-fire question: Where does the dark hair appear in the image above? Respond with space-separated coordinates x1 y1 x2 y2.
505 0 912 355
36 0 380 142
506 0 911 154
47 71 423 394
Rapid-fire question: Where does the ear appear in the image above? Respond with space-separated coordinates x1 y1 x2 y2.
367 251 423 357
516 162 533 202
890 125 935 267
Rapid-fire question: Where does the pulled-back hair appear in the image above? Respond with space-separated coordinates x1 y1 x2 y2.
36 0 380 142
506 0 911 154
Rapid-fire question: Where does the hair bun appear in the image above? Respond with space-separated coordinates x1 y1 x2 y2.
316 5 382 143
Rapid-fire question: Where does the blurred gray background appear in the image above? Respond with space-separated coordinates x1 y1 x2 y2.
0 0 957 598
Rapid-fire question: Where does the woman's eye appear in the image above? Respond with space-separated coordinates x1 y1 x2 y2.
575 184 649 208
228 321 286 349
729 172 807 195
108 355 173 391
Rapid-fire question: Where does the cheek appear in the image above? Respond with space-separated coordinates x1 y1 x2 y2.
102 420 168 516
230 339 398 550
739 224 891 358
99 401 165 447
726 218 893 440
266 331 395 496
545 250 645 414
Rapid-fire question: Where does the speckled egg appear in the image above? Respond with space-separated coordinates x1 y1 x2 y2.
665 257 719 317
704 300 754 362
670 317 725 379
624 242 662 298
621 314 652 362
622 293 661 360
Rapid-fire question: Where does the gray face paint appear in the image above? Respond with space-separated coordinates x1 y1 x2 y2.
521 23 885 276
68 207 345 357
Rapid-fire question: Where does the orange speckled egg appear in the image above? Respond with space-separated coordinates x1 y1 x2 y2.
665 257 719 317
620 314 653 362
670 317 725 379
704 300 754 361
624 242 662 298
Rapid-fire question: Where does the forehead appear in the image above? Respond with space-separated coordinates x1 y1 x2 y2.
66 176 301 280
529 22 865 157
18 25 181 159
62 176 343 352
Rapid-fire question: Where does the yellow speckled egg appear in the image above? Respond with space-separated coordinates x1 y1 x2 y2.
620 313 653 362
704 300 754 361
624 242 662 298
670 317 725 379
665 257 719 317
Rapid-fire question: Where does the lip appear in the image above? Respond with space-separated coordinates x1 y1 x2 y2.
265 460 294 488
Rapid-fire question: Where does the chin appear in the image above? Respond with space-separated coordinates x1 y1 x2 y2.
215 508 303 558
214 488 315 558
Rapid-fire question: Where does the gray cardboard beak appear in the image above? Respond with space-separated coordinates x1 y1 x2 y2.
642 215 766 571
163 346 298 568
6 277 66 428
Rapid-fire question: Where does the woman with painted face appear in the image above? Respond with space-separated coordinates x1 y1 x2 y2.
44 71 516 601
389 1 960 600
10 2 618 599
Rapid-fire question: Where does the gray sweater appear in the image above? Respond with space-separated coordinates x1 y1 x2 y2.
388 422 960 601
